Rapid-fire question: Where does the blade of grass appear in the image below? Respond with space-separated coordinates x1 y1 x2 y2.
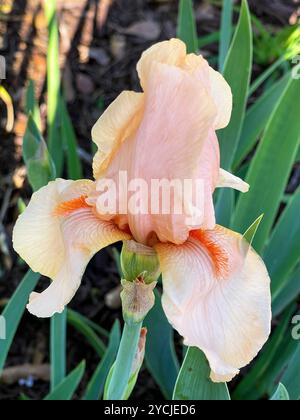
67 308 109 339
248 56 286 98
50 310 67 391
233 304 295 400
282 342 300 400
270 383 290 400
83 320 121 400
218 0 253 171
23 115 56 191
45 361 85 400
198 31 220 49
173 347 230 400
219 0 233 72
233 77 300 252
177 0 198 53
0 270 40 373
59 96 83 180
233 72 290 170
44 0 63 175
264 187 300 300
25 80 42 129
67 309 106 357
272 265 300 317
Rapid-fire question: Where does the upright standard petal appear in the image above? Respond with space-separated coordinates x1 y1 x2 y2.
92 91 144 179
101 62 217 245
155 226 271 382
208 68 232 130
137 39 232 130
137 38 187 90
13 179 130 317
182 53 232 130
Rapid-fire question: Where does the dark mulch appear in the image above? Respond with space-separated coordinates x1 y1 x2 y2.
0 0 299 400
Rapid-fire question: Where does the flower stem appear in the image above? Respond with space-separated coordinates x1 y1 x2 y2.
105 321 142 400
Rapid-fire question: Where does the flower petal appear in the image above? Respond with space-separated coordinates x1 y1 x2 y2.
92 91 144 179
13 179 130 317
101 61 217 245
137 38 187 90
208 68 232 130
155 226 271 382
217 168 250 193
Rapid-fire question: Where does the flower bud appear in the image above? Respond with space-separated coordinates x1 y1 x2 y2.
121 240 160 284
121 279 156 324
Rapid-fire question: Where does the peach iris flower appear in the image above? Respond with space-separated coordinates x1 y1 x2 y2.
13 39 271 383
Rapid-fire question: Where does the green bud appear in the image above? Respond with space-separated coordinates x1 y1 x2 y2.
121 240 160 284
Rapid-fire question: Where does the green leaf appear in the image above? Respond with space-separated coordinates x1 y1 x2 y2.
198 31 221 49
45 361 86 400
248 56 286 98
270 383 290 401
233 305 296 400
23 115 56 192
83 320 121 400
67 308 109 339
243 214 264 245
173 347 230 400
264 187 300 300
233 72 291 170
67 309 106 358
272 265 300 317
144 290 179 399
219 0 233 71
59 96 83 180
45 0 63 175
0 270 40 373
177 0 198 53
50 310 67 391
282 341 300 400
215 188 234 228
25 80 41 129
233 77 300 253
218 0 253 171
296 145 300 162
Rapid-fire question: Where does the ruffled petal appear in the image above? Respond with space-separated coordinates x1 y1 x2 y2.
181 52 232 130
92 91 144 179
137 38 187 90
155 226 271 382
208 68 232 130
13 179 130 317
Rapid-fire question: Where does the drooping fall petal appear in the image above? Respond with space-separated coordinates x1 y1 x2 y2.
155 225 271 383
13 179 130 317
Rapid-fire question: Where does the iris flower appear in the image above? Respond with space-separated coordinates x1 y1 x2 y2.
13 39 271 383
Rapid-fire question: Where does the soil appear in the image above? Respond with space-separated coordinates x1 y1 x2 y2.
0 0 299 400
